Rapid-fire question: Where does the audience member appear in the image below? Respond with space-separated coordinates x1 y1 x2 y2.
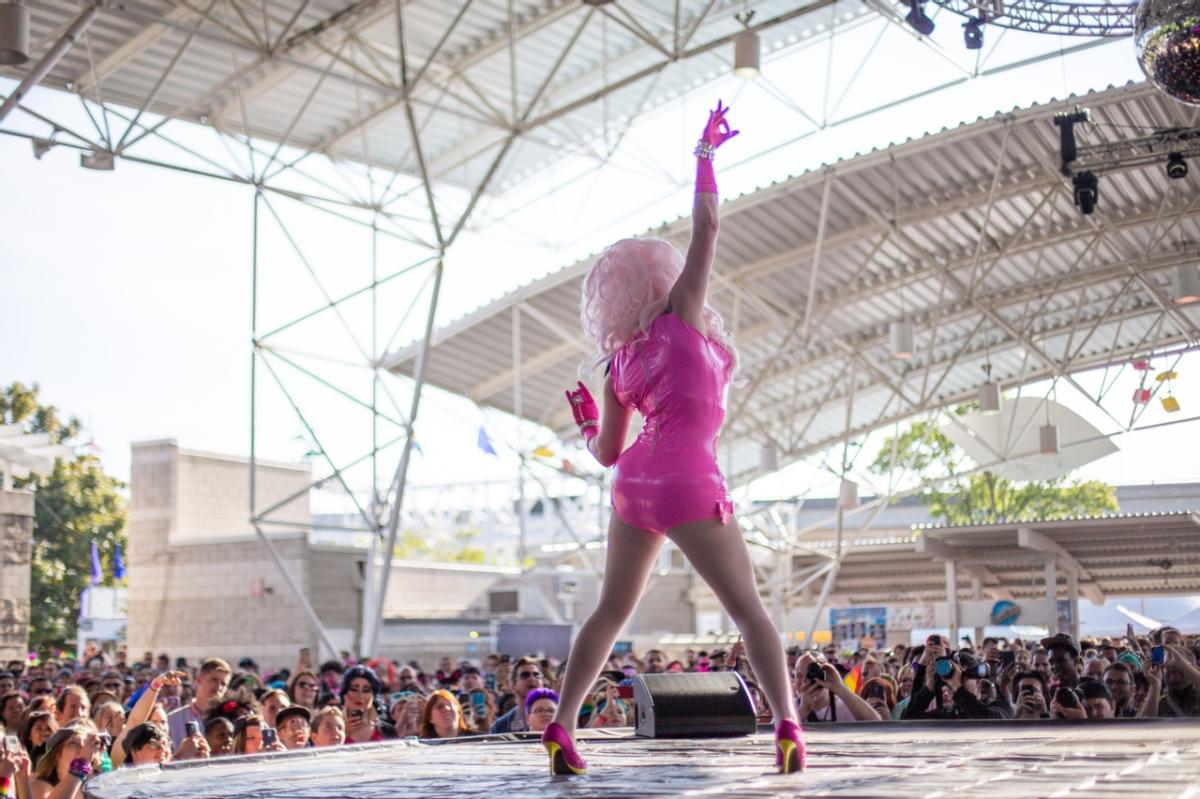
168 659 231 746
311 707 347 747
419 690 474 739
276 706 312 750
489 657 544 733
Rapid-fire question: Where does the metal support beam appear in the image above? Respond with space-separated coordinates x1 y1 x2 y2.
0 3 101 125
1018 526 1104 604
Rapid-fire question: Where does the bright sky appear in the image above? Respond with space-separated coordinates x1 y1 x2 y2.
2 8 1197 517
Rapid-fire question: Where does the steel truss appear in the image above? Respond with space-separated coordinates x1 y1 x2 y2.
3 1 1192 653
925 0 1138 36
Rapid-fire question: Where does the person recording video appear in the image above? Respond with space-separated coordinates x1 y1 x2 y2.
901 635 1012 720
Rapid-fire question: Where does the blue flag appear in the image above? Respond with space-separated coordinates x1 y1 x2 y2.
114 542 126 580
477 427 497 456
90 541 102 585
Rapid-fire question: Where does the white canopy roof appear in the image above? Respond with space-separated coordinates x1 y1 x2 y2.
385 80 1200 486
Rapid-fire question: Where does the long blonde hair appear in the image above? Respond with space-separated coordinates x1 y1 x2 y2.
579 237 737 376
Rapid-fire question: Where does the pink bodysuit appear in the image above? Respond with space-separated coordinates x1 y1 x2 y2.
608 311 734 534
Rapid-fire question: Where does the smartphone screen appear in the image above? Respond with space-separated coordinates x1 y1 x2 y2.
1151 645 1166 665
4 734 19 752
261 727 277 746
1000 651 1016 667
616 684 634 700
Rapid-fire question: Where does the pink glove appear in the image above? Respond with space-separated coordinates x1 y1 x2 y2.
565 381 599 441
694 100 739 195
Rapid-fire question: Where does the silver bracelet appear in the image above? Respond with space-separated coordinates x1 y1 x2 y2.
694 140 716 160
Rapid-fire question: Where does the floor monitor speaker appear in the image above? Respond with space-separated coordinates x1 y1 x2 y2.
632 671 756 738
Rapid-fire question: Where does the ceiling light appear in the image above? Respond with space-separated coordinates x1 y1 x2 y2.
0 2 30 65
838 479 858 509
905 0 935 35
760 443 778 472
1170 264 1200 304
733 10 759 78
889 319 914 359
979 380 1001 414
1039 424 1059 454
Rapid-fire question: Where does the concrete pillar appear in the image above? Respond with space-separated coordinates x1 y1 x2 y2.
1066 570 1079 639
0 490 34 661
971 575 984 649
945 559 959 647
1044 558 1057 633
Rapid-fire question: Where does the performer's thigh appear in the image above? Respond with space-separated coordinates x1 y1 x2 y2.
595 513 666 616
665 518 761 620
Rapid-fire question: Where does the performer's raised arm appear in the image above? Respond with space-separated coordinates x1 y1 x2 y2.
670 100 738 334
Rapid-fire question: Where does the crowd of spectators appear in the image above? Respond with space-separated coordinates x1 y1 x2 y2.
0 625 1196 796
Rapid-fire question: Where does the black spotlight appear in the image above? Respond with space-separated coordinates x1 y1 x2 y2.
1167 152 1188 179
905 0 935 35
963 16 984 49
1073 171 1099 215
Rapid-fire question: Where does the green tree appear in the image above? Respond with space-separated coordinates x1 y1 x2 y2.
870 408 1118 525
1 382 126 654
393 526 486 564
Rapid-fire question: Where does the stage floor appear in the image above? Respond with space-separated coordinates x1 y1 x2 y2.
86 719 1200 799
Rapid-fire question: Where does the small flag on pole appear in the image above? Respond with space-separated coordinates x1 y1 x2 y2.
114 542 126 580
90 541 102 586
477 427 498 456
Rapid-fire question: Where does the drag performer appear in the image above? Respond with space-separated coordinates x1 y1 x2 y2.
544 102 804 776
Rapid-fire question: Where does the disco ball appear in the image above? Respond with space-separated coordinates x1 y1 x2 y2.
1136 0 1200 105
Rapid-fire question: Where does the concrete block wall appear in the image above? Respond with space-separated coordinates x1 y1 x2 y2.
175 448 310 541
0 490 34 661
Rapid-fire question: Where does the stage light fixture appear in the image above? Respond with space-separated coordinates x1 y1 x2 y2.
889 319 915 359
1167 152 1188 180
905 0 935 35
1171 264 1200 304
0 1 30 65
963 16 984 49
1072 170 1099 215
733 9 759 78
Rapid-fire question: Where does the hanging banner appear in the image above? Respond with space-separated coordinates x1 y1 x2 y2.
829 607 887 652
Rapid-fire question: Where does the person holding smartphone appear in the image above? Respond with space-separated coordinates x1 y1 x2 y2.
586 682 627 729
1011 671 1051 719
339 666 396 743
30 723 105 799
1139 643 1200 718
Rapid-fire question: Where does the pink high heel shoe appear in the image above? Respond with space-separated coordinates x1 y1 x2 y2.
775 719 806 774
541 722 587 776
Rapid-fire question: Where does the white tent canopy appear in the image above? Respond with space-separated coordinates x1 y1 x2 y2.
1079 603 1161 637
1167 605 1200 633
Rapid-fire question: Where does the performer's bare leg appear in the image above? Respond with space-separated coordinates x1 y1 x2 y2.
551 515 665 734
665 518 798 726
